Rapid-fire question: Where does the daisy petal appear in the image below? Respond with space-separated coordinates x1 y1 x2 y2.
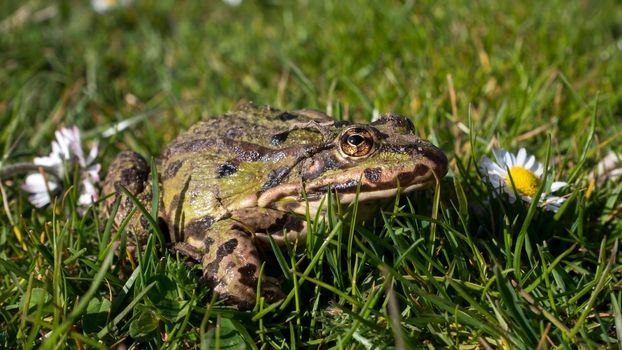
22 174 48 193
33 155 59 167
540 196 566 212
493 148 505 166
524 155 536 169
482 158 506 177
479 156 497 174
87 143 99 165
78 180 98 206
87 164 101 183
516 148 527 166
29 192 52 208
519 194 533 203
534 163 544 177
503 150 515 167
22 174 58 193
549 181 567 193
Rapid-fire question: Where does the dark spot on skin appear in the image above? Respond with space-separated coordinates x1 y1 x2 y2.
238 263 258 288
221 139 267 161
333 120 352 128
271 131 289 145
216 161 238 178
422 145 449 171
113 152 149 188
364 167 383 183
268 214 305 234
206 238 238 275
277 112 298 121
164 160 183 179
170 194 180 211
203 274 218 287
118 169 134 187
260 167 291 192
184 215 216 239
204 237 215 250
117 167 148 194
414 163 430 177
397 164 430 185
397 172 415 185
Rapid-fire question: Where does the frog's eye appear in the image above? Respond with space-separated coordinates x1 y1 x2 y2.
339 127 375 157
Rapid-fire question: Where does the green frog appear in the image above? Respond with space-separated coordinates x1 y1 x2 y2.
102 103 448 309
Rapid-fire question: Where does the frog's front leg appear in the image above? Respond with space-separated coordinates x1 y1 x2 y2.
181 219 283 309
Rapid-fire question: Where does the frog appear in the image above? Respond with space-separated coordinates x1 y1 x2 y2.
102 102 448 309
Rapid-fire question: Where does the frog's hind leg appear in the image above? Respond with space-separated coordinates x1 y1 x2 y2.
101 150 151 245
188 219 283 309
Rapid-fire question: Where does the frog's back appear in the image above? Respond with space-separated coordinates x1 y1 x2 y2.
158 103 331 241
162 103 330 154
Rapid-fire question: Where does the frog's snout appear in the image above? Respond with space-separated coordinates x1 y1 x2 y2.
415 141 449 183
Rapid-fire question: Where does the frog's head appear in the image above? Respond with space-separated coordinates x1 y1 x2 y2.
258 114 448 215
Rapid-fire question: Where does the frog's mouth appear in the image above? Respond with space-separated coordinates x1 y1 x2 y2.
258 155 448 216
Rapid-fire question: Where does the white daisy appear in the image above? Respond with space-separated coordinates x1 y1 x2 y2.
21 127 100 212
479 148 568 212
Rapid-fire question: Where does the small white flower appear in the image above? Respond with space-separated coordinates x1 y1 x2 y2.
479 148 569 212
91 0 132 13
21 127 100 212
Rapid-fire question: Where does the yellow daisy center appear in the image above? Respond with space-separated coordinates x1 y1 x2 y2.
505 166 540 197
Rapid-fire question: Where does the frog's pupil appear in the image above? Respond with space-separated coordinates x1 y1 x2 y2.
347 134 365 146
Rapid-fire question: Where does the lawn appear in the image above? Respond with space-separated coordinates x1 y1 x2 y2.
1 0 622 348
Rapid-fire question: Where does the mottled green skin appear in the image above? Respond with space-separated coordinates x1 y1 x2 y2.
102 103 448 309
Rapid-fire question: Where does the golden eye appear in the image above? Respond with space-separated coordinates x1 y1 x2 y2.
340 128 375 157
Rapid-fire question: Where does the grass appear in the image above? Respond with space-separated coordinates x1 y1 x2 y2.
1 0 622 348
